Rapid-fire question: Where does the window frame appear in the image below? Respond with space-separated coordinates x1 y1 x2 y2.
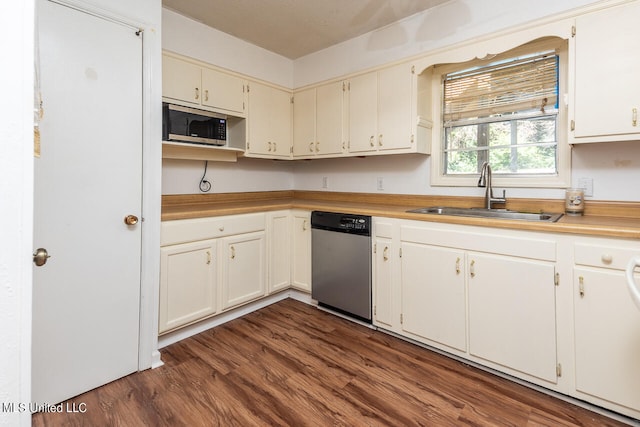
429 38 570 188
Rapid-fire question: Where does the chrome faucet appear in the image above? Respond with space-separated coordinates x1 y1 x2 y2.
477 161 506 209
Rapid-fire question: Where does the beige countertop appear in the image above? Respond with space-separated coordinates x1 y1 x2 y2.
162 190 640 240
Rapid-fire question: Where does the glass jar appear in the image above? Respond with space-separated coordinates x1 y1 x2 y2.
565 188 585 216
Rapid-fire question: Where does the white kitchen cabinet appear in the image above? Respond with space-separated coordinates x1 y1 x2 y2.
162 54 201 107
160 213 266 333
400 242 466 352
292 82 344 158
572 239 640 418
372 218 398 329
220 231 266 311
246 80 292 159
267 211 291 294
347 63 417 154
397 220 559 385
571 1 640 143
159 240 217 334
348 71 379 153
162 52 246 116
467 252 557 383
291 210 311 292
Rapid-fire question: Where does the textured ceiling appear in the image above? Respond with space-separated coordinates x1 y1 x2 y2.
162 0 449 59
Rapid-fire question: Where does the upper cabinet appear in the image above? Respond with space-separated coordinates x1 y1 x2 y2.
162 53 247 117
246 81 292 159
348 63 417 154
292 82 345 158
292 62 429 159
570 1 640 143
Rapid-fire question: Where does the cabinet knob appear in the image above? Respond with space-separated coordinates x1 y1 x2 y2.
601 254 613 264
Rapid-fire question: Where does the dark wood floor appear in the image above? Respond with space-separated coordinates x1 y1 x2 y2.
33 298 629 426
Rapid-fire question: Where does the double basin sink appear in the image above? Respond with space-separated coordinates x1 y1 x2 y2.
407 206 563 222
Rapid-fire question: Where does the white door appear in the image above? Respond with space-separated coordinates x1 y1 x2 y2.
33 0 143 404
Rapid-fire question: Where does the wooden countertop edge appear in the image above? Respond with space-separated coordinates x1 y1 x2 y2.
161 191 640 239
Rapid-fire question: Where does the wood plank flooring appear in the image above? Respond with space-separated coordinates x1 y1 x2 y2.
33 298 630 426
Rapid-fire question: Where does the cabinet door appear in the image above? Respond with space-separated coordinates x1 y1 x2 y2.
468 252 557 383
315 81 344 155
248 81 291 158
291 211 311 292
373 237 395 329
400 242 466 351
162 55 201 105
573 2 640 141
293 88 316 157
221 231 266 310
348 72 378 153
268 211 291 294
378 63 414 151
159 240 216 334
201 68 245 114
574 267 640 413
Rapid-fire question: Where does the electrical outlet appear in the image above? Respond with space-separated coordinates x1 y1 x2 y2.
377 177 384 191
322 176 328 189
577 177 593 197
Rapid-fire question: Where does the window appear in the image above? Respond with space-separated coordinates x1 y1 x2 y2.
429 38 569 188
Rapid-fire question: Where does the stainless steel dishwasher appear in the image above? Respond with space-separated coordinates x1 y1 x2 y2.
311 211 372 323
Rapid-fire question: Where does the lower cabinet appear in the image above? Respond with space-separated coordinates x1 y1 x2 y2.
159 213 266 334
373 217 640 419
467 252 557 383
160 210 313 335
291 210 311 292
159 240 217 334
572 239 640 418
220 231 266 310
267 211 291 294
400 242 466 352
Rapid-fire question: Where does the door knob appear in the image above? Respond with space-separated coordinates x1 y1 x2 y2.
124 215 139 226
33 248 51 267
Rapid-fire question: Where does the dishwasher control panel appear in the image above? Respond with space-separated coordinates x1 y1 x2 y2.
311 211 371 236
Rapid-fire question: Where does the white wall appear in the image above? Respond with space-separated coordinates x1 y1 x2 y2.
162 0 640 202
293 0 599 87
162 8 293 88
1 1 34 426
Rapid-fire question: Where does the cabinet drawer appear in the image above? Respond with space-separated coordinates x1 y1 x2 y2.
161 213 266 246
574 242 640 270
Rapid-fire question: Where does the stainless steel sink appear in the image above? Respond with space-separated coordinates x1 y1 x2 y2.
406 206 563 222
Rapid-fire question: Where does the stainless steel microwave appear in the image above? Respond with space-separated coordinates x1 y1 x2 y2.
162 103 227 146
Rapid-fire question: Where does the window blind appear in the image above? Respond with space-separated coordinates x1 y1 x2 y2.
443 53 558 123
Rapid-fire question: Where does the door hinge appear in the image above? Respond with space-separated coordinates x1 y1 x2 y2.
342 81 346 91
373 243 377 254
411 65 415 74
290 96 294 104
400 313 403 324
246 84 250 93
554 272 560 287
570 120 575 131
579 275 585 298
556 363 562 377
571 25 576 37
399 248 402 258
374 305 377 316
